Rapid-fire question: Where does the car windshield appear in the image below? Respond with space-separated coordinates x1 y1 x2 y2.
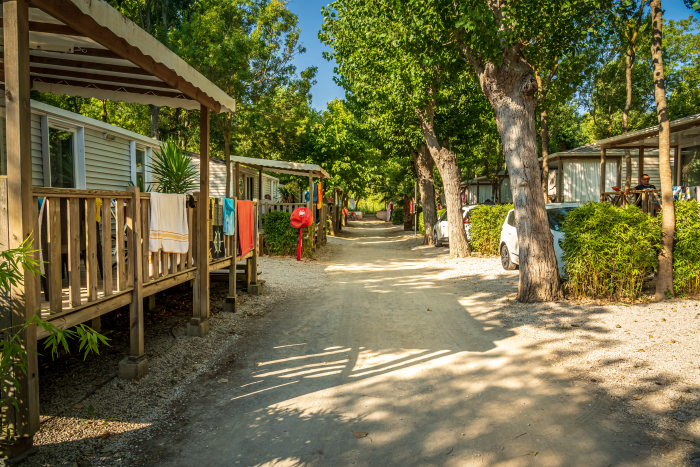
546 207 576 231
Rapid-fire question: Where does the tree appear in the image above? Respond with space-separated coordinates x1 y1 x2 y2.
174 0 312 197
321 3 472 257
650 0 674 300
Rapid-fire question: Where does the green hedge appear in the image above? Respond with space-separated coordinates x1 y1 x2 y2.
419 208 445 235
261 211 314 257
673 201 700 294
391 206 404 225
469 204 513 255
560 203 661 300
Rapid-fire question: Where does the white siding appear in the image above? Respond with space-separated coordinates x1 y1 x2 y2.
84 129 132 190
31 113 43 186
563 160 618 202
190 159 228 197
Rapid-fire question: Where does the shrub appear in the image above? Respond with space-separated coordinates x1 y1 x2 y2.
561 202 661 300
673 200 700 295
419 208 445 235
391 206 404 225
261 211 313 257
469 204 513 255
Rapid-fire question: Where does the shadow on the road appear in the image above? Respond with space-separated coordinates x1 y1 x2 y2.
65 217 700 466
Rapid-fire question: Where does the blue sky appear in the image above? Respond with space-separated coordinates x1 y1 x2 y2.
289 0 697 111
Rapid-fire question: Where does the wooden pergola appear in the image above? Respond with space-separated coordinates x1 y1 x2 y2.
2 0 235 455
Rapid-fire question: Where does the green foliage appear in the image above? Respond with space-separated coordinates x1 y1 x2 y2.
391 207 404 225
672 201 700 295
469 204 513 255
151 141 198 194
261 211 313 257
0 239 107 439
560 203 661 300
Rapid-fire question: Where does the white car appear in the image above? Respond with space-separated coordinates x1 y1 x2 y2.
433 206 478 247
499 203 580 277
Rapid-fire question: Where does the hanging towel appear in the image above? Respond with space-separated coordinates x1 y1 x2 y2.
313 183 318 204
237 200 255 257
149 193 189 253
210 198 225 259
223 198 235 236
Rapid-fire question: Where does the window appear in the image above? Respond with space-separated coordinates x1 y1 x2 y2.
680 146 700 186
135 148 146 189
49 127 75 188
546 207 576 232
507 211 515 227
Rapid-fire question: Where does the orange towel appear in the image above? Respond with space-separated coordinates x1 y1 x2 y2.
237 200 255 257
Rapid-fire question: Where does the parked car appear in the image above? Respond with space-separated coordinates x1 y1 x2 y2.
433 205 478 247
499 203 581 277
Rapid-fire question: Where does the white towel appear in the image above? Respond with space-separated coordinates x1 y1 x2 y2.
149 193 189 253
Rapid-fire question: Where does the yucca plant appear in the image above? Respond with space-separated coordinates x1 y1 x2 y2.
151 140 198 194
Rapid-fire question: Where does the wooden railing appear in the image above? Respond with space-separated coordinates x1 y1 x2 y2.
602 189 660 215
33 187 137 318
31 187 258 337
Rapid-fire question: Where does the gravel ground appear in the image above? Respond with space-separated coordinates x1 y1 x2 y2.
418 243 700 452
9 225 700 466
12 252 331 467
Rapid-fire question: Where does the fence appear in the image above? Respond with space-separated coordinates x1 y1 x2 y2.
601 189 660 215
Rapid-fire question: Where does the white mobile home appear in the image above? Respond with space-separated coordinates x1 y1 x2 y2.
189 153 280 200
0 99 159 189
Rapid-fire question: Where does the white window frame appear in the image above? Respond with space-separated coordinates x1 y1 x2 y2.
41 116 85 189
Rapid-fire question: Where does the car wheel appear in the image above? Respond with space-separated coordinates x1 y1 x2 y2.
434 231 442 247
500 243 517 270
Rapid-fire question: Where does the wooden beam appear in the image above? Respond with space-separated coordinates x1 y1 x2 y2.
28 0 223 112
639 146 645 185
616 155 622 188
193 104 210 326
27 20 83 36
4 0 40 439
0 51 153 76
557 157 563 202
126 186 144 359
31 76 187 99
24 65 174 89
600 147 606 201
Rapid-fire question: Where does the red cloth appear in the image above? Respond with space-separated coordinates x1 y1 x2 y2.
237 200 255 257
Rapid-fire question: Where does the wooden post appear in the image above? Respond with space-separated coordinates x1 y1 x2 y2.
118 186 148 379
476 182 480 204
638 146 645 185
189 105 210 337
557 157 563 202
235 163 240 200
224 196 237 312
248 200 261 295
673 145 679 186
600 147 607 201
308 177 315 250
3 0 40 449
616 156 622 189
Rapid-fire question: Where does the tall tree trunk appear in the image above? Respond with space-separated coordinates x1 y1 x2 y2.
149 105 159 138
540 109 549 203
651 0 674 300
403 194 413 230
623 37 634 190
72 96 80 114
461 45 562 302
412 145 437 245
416 100 470 258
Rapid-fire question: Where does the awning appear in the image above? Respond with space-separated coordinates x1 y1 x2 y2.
0 0 236 113
596 113 700 149
231 155 330 179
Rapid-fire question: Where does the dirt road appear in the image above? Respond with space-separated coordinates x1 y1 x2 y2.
142 218 683 466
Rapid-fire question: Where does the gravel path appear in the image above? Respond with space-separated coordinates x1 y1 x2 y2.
10 217 700 466
15 252 331 467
